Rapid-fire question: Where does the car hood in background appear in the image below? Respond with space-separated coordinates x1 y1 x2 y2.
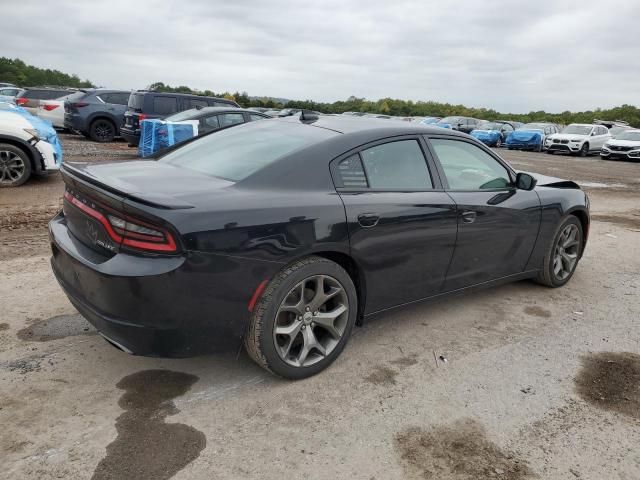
604 139 640 148
471 130 501 139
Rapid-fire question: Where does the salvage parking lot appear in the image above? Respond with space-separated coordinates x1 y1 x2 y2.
1 135 639 479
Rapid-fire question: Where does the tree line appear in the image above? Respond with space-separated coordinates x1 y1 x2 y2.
1 58 638 127
0 57 93 88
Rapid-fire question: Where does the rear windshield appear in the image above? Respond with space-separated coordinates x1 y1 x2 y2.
160 120 337 182
23 89 73 100
128 93 145 112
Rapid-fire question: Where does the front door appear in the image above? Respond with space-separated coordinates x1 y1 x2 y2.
333 137 458 314
426 136 541 291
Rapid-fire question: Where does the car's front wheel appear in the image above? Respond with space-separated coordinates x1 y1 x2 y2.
536 216 584 287
578 143 589 157
0 143 32 187
245 256 358 379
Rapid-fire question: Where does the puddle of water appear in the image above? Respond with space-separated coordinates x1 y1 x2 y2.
91 370 206 480
365 365 398 385
523 306 552 318
574 352 640 420
17 314 96 342
395 419 535 479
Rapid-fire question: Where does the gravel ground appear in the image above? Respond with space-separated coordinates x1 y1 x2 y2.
0 134 639 480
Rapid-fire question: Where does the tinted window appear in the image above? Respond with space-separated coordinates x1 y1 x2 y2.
430 139 511 190
153 96 178 115
360 140 432 189
502 124 513 132
128 93 145 111
107 92 130 105
189 98 208 109
335 154 367 188
23 89 71 100
219 113 245 128
203 115 220 129
0 88 19 96
161 120 337 182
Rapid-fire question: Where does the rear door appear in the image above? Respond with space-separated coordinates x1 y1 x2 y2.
333 136 458 314
426 135 541 291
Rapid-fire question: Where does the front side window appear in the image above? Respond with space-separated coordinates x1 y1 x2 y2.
202 115 220 129
430 139 511 190
360 140 432 189
153 96 178 115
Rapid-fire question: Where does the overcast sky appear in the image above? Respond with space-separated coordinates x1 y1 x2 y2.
5 0 639 112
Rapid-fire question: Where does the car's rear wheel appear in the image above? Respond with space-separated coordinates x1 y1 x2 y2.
578 143 589 157
0 143 32 187
536 216 583 288
245 256 357 379
89 119 116 143
495 138 502 148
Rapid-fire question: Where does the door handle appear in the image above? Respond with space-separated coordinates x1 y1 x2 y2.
461 210 477 223
357 213 380 228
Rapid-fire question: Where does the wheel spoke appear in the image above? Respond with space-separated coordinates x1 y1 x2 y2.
297 327 325 365
313 304 346 338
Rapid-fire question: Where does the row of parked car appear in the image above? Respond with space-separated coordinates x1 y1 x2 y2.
341 112 639 161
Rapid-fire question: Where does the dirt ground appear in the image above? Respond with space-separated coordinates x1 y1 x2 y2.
1 134 639 479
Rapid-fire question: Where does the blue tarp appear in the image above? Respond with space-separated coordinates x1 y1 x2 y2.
0 102 63 164
139 119 197 158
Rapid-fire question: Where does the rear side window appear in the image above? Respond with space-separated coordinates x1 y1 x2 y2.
102 92 130 105
335 154 367 188
219 113 245 128
153 96 178 115
23 89 71 100
360 140 433 189
203 115 220 129
189 98 208 109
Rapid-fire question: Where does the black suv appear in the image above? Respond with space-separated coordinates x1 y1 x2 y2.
121 91 240 146
438 116 483 134
64 89 131 142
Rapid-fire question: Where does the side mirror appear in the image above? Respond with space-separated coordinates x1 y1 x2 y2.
590 132 596 136
515 172 537 191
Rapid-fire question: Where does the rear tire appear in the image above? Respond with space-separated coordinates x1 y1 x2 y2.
245 256 358 379
89 119 116 143
0 143 32 187
536 216 583 288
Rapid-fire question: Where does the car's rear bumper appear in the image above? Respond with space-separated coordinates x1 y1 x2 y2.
120 127 140 146
49 212 281 357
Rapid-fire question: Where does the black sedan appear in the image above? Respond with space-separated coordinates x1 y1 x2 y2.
163 107 271 136
49 115 589 379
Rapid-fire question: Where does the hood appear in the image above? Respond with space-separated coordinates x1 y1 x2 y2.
549 133 588 141
605 139 640 148
471 130 500 137
62 161 235 209
522 171 580 189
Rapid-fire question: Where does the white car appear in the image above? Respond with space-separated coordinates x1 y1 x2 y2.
0 102 62 187
0 87 25 104
600 129 640 161
37 91 86 129
545 123 611 156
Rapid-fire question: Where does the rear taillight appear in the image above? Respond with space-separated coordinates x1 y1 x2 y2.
16 98 28 106
71 102 89 108
42 104 59 111
138 114 147 122
63 191 178 253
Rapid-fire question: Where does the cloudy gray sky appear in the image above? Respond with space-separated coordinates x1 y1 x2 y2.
5 0 639 112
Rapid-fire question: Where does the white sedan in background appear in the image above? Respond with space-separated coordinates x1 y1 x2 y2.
545 123 611 156
37 91 86 129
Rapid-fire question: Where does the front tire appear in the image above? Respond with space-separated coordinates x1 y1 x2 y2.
245 256 358 379
578 143 589 157
0 143 32 187
536 216 583 288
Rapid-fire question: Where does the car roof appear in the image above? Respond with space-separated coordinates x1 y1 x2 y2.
277 114 471 138
169 107 264 119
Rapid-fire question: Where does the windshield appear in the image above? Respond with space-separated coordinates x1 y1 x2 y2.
476 122 502 131
165 109 200 122
160 120 337 182
562 125 593 135
609 126 629 137
439 116 461 124
521 123 547 130
614 130 640 141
